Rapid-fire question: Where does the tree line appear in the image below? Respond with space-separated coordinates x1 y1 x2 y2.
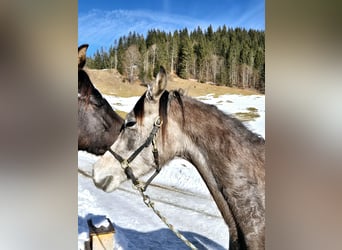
87 25 265 93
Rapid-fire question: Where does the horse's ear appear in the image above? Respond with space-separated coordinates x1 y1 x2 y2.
146 66 167 101
78 44 89 69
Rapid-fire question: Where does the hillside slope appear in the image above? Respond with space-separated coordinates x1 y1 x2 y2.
84 68 261 98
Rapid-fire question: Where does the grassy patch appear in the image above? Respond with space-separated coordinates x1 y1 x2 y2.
246 107 258 112
168 76 260 97
86 69 262 98
86 69 147 97
115 110 127 119
234 107 260 122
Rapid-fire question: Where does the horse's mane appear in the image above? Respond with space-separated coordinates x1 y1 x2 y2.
78 70 93 105
78 69 107 107
133 90 184 143
184 94 265 147
133 88 264 147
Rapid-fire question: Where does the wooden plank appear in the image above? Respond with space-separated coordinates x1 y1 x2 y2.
87 217 115 250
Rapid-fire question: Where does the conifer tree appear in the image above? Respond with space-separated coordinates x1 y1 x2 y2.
177 28 192 79
87 25 265 92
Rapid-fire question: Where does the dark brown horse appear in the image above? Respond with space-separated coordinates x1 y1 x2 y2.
78 44 123 155
92 66 265 249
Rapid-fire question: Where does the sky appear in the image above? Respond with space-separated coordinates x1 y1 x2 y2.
78 0 265 56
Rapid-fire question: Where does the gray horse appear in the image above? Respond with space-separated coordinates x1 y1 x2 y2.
92 66 265 249
78 44 123 155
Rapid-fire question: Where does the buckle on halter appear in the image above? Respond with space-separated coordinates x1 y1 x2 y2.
120 159 129 170
154 116 163 127
133 181 145 192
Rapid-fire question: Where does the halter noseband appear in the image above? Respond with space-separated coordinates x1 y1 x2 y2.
109 116 163 191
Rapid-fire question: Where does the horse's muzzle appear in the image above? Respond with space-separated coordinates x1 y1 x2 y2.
94 175 114 193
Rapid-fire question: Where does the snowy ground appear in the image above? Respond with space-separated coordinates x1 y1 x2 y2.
78 93 265 250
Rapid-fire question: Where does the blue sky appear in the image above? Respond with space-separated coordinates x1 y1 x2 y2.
79 0 265 56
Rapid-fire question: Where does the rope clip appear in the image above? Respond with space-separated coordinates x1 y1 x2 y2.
154 116 163 127
120 159 129 170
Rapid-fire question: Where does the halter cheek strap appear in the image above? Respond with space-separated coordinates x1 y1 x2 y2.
109 116 163 191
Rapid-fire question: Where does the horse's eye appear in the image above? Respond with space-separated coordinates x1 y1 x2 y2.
120 120 136 132
125 121 136 128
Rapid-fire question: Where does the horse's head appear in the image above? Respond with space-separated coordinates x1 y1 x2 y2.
78 44 124 155
92 66 183 192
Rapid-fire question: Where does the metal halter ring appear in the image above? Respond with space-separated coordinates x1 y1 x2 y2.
120 159 129 170
154 116 163 127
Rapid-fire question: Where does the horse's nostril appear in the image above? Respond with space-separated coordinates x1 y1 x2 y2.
94 175 113 191
103 176 113 187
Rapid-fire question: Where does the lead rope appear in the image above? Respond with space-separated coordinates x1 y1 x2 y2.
135 185 198 250
110 116 198 249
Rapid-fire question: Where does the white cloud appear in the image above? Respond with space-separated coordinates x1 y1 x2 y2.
78 7 264 55
79 9 205 51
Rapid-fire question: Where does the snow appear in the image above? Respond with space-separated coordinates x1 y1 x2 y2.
78 93 264 250
91 215 110 228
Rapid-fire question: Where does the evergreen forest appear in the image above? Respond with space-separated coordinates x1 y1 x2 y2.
87 25 265 93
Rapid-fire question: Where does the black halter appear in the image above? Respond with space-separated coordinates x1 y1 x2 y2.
109 116 162 191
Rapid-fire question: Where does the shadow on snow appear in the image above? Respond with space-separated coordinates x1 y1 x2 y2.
79 213 226 250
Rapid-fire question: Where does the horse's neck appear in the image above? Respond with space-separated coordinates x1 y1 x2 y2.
182 126 264 196
180 122 265 244
178 100 264 184
184 141 225 192
166 95 264 192
183 142 239 240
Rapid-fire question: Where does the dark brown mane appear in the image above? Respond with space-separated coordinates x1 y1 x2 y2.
169 90 185 125
133 91 146 124
78 69 93 105
133 90 184 143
